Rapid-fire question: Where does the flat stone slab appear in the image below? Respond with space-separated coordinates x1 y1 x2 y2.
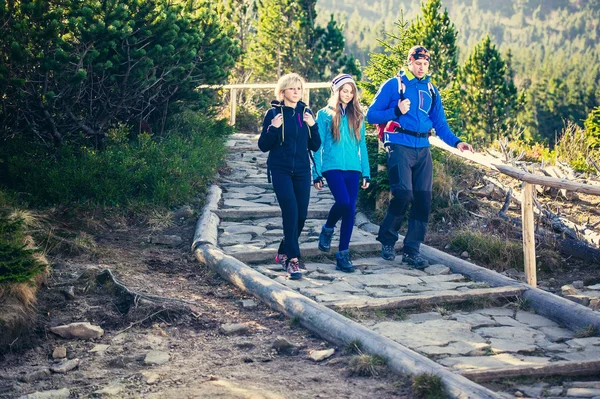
418 341 490 356
372 319 486 348
452 313 499 328
439 353 551 371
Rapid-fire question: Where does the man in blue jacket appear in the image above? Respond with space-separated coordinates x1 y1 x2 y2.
366 45 473 268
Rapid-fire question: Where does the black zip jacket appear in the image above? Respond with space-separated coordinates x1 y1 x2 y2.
258 100 321 174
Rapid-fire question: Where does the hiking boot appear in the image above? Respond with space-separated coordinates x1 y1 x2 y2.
402 253 429 269
381 244 396 261
275 253 288 271
286 258 302 280
335 250 355 273
318 226 334 252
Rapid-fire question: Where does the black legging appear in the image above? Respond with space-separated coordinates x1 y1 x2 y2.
271 168 311 259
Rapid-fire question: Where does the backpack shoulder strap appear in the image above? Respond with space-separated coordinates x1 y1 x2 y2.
427 82 437 115
395 76 405 101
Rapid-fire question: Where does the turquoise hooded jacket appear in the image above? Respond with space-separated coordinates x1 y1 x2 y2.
312 105 371 181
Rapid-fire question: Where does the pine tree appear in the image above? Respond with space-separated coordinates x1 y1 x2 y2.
458 35 519 144
361 14 418 104
408 0 459 86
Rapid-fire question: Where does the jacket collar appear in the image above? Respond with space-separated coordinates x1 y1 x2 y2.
399 68 431 83
270 100 307 110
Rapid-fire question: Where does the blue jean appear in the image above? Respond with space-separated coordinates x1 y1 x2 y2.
323 170 360 251
271 168 311 259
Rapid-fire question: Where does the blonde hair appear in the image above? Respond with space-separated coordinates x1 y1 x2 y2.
327 82 364 142
275 73 305 102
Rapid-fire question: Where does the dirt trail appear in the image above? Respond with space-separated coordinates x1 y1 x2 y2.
0 206 409 398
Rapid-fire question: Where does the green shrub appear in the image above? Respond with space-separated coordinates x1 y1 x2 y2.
0 112 231 207
450 229 524 271
235 105 263 133
0 213 45 283
0 0 237 151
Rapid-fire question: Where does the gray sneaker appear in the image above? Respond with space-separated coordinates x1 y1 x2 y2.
381 244 396 261
402 253 429 269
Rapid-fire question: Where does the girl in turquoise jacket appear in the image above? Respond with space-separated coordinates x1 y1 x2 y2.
312 74 370 272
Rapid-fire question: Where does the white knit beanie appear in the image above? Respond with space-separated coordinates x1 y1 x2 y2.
331 74 355 93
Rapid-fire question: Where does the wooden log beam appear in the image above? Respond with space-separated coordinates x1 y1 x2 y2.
460 359 600 382
194 243 503 399
493 164 600 195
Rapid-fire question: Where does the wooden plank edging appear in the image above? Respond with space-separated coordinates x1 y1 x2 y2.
332 287 526 310
459 359 600 382
417 239 600 332
193 243 502 399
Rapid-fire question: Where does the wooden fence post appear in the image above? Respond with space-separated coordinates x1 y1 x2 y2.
522 182 537 287
304 89 310 107
230 88 237 126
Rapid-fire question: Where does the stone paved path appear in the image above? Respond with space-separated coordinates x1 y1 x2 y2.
214 133 600 399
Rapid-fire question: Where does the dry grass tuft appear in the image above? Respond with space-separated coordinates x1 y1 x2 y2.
147 208 175 231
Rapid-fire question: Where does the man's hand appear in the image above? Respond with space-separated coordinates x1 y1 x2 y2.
456 142 474 153
398 99 411 114
361 178 370 189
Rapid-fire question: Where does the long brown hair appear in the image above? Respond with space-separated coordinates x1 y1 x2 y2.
327 82 363 142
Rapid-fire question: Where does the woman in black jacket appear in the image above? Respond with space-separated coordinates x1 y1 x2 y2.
258 73 321 280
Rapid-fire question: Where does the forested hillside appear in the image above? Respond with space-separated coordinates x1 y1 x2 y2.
317 0 600 69
317 0 600 158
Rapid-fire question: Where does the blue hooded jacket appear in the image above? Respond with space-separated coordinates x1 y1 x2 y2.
312 105 370 181
258 100 321 175
366 69 461 148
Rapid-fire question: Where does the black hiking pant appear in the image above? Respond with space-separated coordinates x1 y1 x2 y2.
377 144 433 255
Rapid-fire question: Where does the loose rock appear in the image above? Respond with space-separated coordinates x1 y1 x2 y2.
50 358 79 373
144 350 170 366
49 322 104 340
18 388 70 399
309 348 335 362
52 346 67 359
219 323 250 336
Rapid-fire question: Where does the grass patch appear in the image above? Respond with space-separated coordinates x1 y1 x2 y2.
411 373 448 399
289 316 301 327
347 353 387 377
574 325 598 338
450 229 524 272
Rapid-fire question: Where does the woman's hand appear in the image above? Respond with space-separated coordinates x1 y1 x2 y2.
313 177 323 190
272 113 283 128
361 178 370 189
303 110 316 127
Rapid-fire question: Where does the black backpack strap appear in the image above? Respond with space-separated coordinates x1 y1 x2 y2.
428 82 437 115
396 76 405 101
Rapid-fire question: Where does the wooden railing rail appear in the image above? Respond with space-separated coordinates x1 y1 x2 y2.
199 82 331 125
427 136 600 287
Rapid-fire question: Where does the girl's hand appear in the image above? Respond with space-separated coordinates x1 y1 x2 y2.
303 111 315 127
272 113 283 128
361 178 370 189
